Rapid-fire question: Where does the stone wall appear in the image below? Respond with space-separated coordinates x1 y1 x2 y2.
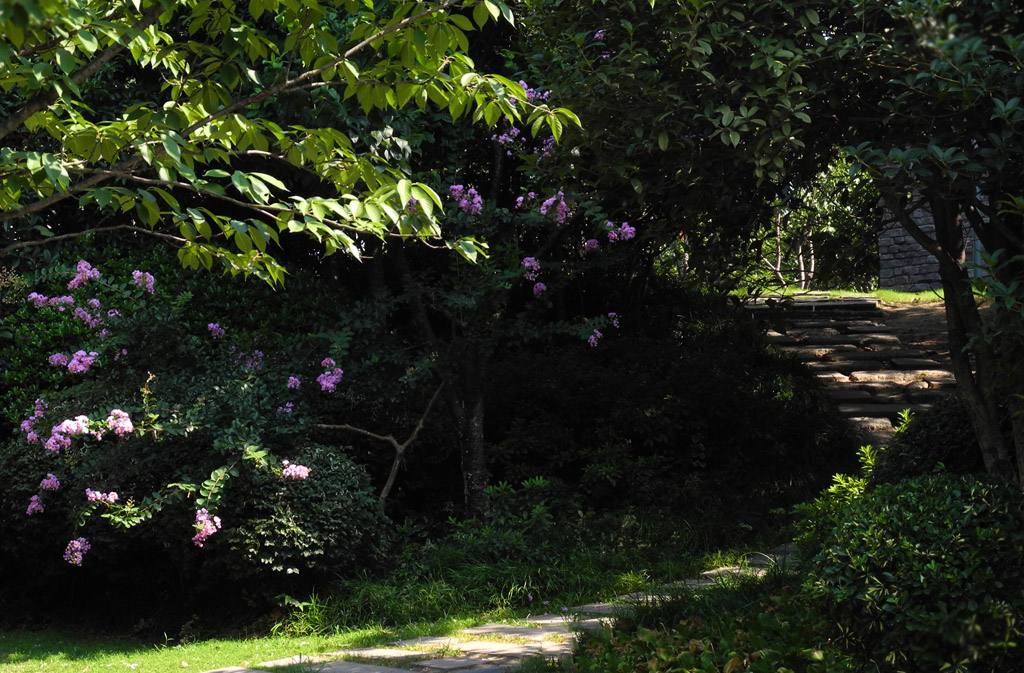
879 208 982 292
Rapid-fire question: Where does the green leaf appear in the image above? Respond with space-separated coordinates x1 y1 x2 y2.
78 30 99 55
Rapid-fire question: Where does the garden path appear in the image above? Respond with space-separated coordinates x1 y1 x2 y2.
202 548 794 673
749 294 956 448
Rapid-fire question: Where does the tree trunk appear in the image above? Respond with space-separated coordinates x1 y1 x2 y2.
458 343 490 518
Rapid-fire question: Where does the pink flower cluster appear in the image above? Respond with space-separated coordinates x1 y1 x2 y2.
515 192 537 210
44 414 93 453
533 282 548 295
132 270 155 294
107 409 133 437
282 460 311 480
73 306 103 328
67 260 100 289
317 357 344 392
449 184 483 215
287 376 301 389
276 402 294 415
40 473 61 490
192 508 221 547
540 191 571 225
64 537 91 565
522 256 541 281
236 349 264 371
208 323 226 339
49 350 99 374
584 239 599 252
86 488 119 504
27 293 75 310
26 495 44 515
588 329 603 347
493 126 522 156
21 398 48 444
606 221 636 242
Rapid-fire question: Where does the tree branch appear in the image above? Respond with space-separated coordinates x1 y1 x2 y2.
0 224 186 257
316 382 444 512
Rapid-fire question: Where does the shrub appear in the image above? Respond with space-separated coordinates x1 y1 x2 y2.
803 473 1024 672
872 395 985 485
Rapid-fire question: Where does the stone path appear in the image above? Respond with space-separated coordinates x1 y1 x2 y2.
202 549 794 673
748 294 956 447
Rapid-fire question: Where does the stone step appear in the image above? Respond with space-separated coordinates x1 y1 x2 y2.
838 402 932 421
848 369 954 384
798 333 903 346
804 359 886 374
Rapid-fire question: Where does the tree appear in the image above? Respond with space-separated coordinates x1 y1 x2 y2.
833 0 1024 483
0 0 579 282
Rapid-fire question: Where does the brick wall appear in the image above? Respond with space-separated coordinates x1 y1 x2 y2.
878 208 982 292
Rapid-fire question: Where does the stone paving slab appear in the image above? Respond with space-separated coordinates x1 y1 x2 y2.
205 668 265 673
421 657 489 670
460 624 567 640
804 359 886 373
397 637 460 649
455 641 544 656
258 654 328 667
838 402 931 420
891 357 943 369
316 662 413 673
331 648 429 660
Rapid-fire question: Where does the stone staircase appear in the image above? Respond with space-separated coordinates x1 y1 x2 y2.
748 295 956 447
203 549 795 673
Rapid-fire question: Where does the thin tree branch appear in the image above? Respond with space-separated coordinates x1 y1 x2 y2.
317 382 444 512
0 224 186 257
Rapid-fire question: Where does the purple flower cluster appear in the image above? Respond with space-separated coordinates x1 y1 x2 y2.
606 221 636 242
584 238 599 252
540 191 571 225
517 80 552 103
192 508 221 547
106 409 133 437
48 350 100 374
63 537 91 565
287 376 301 389
86 488 119 504
588 329 603 347
21 398 48 444
26 495 44 515
67 260 100 289
237 350 264 371
533 282 548 295
449 184 483 215
515 192 537 210
535 136 557 159
593 29 607 40
208 323 226 339
493 126 523 156
73 306 103 328
132 270 155 294
608 312 620 328
522 256 541 281
40 473 61 491
276 402 294 415
317 357 344 392
282 460 311 480
28 293 75 311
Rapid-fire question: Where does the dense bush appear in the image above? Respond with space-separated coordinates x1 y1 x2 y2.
872 395 985 485
803 473 1024 672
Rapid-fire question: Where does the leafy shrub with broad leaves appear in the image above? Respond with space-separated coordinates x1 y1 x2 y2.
871 395 985 485
803 473 1024 672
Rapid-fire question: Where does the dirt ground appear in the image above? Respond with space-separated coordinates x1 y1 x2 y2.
879 301 951 364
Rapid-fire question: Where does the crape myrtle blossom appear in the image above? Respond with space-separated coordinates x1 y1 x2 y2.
608 312 621 328
86 488 119 504
106 409 133 437
606 221 636 242
21 398 48 444
521 256 541 281
593 28 606 40
584 239 599 252
282 460 311 480
533 282 548 296
192 508 221 547
131 270 155 294
73 306 102 328
208 323 226 339
276 402 294 415
449 184 483 215
287 376 301 389
515 192 537 209
40 473 61 491
67 260 100 289
26 495 44 515
588 329 603 347
67 350 99 373
64 537 91 565
540 191 571 225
